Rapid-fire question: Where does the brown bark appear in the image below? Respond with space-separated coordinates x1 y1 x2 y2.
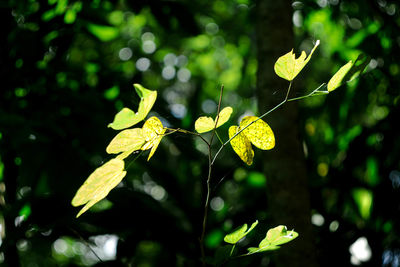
256 1 318 267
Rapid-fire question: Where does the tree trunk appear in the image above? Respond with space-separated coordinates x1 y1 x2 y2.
256 1 318 267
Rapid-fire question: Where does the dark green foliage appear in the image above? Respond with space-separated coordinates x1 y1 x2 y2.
0 0 399 266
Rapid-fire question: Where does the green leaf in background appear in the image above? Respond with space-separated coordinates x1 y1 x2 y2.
274 40 320 81
71 158 127 217
327 60 353 92
87 23 119 42
108 84 157 130
106 128 146 154
64 9 77 24
224 220 258 244
247 225 298 254
353 188 373 220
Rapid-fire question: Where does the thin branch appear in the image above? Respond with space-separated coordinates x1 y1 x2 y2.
210 85 225 148
287 83 327 102
165 127 210 146
200 84 224 266
69 228 103 263
126 150 144 169
215 131 224 145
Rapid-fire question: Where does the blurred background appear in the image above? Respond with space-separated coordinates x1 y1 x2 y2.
0 0 399 266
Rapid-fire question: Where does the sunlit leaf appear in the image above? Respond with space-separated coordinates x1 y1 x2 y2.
229 126 254 165
260 225 298 247
108 84 157 130
106 128 146 154
247 225 298 254
141 117 165 160
240 116 275 150
274 40 320 81
195 116 215 133
195 107 233 133
216 107 233 127
327 61 353 92
224 220 258 244
87 23 119 42
71 158 127 217
107 108 136 130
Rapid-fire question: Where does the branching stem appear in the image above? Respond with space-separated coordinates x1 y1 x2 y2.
200 85 224 266
181 82 324 264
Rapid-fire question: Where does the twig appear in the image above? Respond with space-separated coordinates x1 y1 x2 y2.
200 85 224 266
69 227 103 263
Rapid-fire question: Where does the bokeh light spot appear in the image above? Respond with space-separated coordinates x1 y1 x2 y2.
136 57 150 71
119 47 132 61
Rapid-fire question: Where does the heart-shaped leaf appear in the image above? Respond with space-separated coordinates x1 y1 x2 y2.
108 84 157 130
240 116 275 150
274 40 320 81
71 158 127 217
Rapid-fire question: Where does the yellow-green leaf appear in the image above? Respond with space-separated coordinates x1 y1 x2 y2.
106 128 146 154
108 84 157 130
247 225 298 254
260 225 298 247
240 116 275 150
71 158 127 217
274 40 320 81
224 220 258 244
327 61 353 92
195 106 233 133
216 107 233 127
229 126 254 165
141 117 165 160
195 116 215 133
147 128 166 161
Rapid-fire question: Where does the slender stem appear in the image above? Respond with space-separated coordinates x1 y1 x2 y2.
200 145 213 266
230 245 236 256
165 127 210 146
210 85 224 147
200 85 224 266
126 151 144 169
215 131 224 145
287 83 327 102
69 228 103 262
